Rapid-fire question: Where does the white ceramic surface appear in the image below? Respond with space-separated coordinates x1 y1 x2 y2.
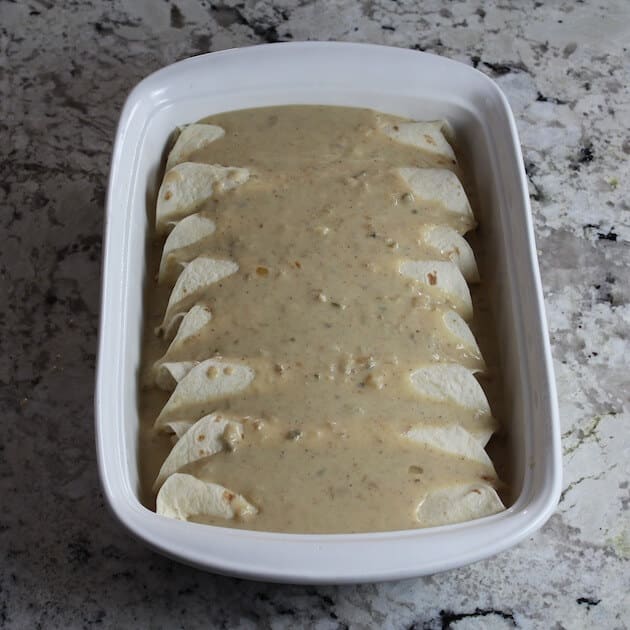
96 42 561 584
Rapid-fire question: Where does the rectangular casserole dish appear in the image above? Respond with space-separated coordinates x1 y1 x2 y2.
96 42 561 584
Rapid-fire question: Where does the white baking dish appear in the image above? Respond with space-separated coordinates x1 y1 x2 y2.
96 42 561 584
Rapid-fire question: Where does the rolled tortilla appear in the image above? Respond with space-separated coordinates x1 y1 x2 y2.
155 358 255 429
159 257 238 337
156 473 257 522
397 168 475 228
441 310 483 362
400 260 473 320
159 213 216 284
165 420 196 439
380 119 456 164
405 424 495 468
165 124 225 172
154 305 213 369
153 413 244 491
420 224 479 283
409 364 490 415
156 162 249 232
416 482 504 527
154 361 198 391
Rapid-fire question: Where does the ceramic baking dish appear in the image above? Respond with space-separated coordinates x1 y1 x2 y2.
96 42 561 584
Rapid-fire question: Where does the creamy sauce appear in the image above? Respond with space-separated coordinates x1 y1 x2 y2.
139 106 506 533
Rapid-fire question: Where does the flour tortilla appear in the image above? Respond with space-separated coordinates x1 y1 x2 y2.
397 168 475 228
472 426 496 447
405 425 494 468
156 162 249 232
441 310 484 364
416 482 504 527
155 358 255 430
153 413 244 491
410 364 490 416
165 124 225 172
399 260 473 320
380 119 456 164
420 224 479 283
154 361 198 391
156 473 257 522
159 257 238 337
165 420 196 439
159 214 216 284
154 305 213 369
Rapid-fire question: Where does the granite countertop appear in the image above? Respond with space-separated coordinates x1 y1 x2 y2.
1 0 628 627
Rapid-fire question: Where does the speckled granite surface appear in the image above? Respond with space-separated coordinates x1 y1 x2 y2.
1 0 629 627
